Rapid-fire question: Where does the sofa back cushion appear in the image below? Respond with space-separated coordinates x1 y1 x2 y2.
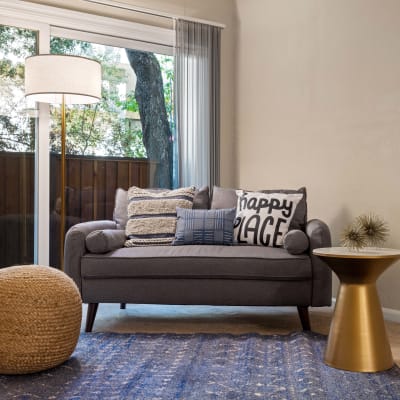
192 186 210 209
125 186 196 247
210 186 238 210
113 188 129 229
211 186 307 231
114 186 209 230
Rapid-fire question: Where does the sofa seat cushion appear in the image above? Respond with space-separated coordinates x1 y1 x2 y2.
81 245 311 281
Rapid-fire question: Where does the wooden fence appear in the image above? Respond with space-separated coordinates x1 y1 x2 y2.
0 151 152 268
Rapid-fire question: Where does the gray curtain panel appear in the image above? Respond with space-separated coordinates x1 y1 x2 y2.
175 19 221 188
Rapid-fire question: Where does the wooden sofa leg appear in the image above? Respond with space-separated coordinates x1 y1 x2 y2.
120 303 126 310
297 306 311 331
85 303 99 333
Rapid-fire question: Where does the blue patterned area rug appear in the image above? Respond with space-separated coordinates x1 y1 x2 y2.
1 331 400 399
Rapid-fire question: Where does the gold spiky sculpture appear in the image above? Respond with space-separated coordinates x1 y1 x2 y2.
341 224 367 250
356 213 389 247
341 213 389 250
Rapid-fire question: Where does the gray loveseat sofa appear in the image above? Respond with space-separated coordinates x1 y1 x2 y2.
64 186 332 332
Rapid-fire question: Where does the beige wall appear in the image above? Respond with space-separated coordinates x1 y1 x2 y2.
235 0 400 310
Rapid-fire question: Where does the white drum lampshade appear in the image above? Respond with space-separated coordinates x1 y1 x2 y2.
25 54 102 105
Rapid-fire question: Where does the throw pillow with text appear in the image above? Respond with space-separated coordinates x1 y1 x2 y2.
234 190 303 247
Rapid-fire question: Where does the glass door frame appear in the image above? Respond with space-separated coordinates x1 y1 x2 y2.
0 15 50 266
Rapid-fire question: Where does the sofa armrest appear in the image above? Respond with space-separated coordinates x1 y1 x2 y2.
306 219 332 306
64 220 118 292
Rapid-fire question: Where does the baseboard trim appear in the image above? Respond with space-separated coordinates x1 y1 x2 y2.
382 307 400 323
332 297 400 323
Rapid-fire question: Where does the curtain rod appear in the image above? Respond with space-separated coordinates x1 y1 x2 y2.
84 0 225 28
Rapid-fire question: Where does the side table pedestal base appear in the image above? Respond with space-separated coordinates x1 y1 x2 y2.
325 282 393 372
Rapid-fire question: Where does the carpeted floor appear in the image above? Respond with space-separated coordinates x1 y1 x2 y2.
85 303 400 366
2 304 400 399
2 331 400 400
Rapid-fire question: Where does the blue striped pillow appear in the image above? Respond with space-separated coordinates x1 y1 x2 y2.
173 207 236 245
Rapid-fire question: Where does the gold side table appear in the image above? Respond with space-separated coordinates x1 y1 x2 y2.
313 247 400 372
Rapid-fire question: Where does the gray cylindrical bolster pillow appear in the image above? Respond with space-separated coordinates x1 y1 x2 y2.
283 229 309 255
85 229 126 254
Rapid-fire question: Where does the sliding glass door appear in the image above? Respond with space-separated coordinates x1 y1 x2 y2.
48 36 175 267
0 3 175 269
0 24 38 268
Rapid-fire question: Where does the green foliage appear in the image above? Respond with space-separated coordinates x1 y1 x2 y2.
0 25 36 152
50 37 91 56
0 60 25 80
50 104 104 155
115 93 139 113
49 36 147 156
106 122 147 158
0 28 173 159
0 25 36 59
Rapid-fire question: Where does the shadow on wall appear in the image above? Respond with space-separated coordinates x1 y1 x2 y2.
327 206 353 298
328 207 353 246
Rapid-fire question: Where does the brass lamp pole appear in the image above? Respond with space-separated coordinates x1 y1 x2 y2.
60 94 66 266
25 54 101 269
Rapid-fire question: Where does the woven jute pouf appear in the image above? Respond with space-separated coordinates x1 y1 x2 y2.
0 265 82 374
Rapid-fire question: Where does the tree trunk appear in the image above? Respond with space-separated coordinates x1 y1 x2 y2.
125 50 172 188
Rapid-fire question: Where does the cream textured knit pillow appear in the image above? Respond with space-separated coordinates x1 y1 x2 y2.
125 186 196 247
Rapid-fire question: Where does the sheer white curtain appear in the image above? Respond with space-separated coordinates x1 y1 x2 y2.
175 19 221 188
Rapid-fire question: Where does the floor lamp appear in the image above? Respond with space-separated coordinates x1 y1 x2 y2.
24 54 102 269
